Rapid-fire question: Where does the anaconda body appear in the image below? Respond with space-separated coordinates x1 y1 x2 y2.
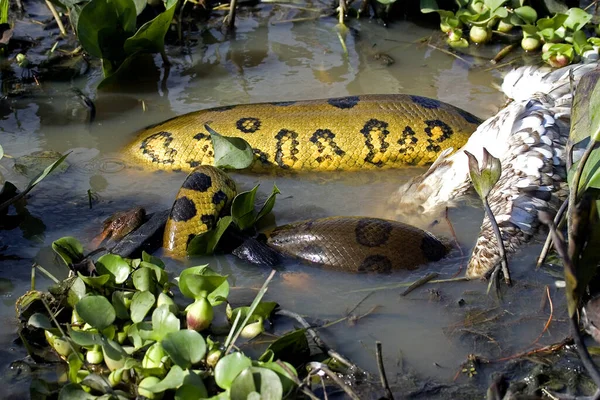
125 94 481 172
265 216 448 272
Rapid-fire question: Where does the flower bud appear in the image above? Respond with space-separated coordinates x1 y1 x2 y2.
186 298 213 332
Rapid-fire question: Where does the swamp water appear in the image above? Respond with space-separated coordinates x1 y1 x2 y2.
0 3 579 398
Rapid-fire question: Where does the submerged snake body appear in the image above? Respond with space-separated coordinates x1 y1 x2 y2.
266 216 448 272
163 166 237 256
390 62 599 278
126 94 481 172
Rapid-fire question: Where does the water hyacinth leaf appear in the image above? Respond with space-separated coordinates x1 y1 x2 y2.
420 0 439 13
144 365 186 393
58 383 97 400
263 329 309 367
483 0 506 12
52 237 84 266
139 261 168 285
215 352 253 390
256 185 281 225
75 295 116 330
206 124 254 170
231 185 259 230
151 305 180 341
130 291 155 323
229 301 278 324
96 254 131 284
142 251 165 269
102 338 127 371
175 371 208 399
569 68 600 146
112 291 130 320
28 313 54 330
162 330 206 369
259 361 298 397
123 0 177 56
563 7 592 32
80 374 112 394
179 273 228 300
465 149 501 199
178 265 230 305
67 352 83 383
230 367 283 400
187 216 233 256
67 277 86 307
77 273 111 289
573 30 592 56
132 265 155 292
514 6 537 24
132 0 146 15
68 326 104 346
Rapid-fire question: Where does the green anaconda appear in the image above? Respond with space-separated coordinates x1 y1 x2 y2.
124 94 481 270
125 94 481 171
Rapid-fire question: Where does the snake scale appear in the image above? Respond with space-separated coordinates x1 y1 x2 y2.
126 94 481 270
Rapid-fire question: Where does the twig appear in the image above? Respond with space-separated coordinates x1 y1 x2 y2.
349 276 470 293
223 0 238 31
277 308 364 374
537 198 569 268
401 273 439 296
444 207 465 278
44 1 67 36
491 44 516 65
529 286 554 348
376 342 394 400
426 43 471 66
493 337 572 362
275 360 320 400
310 363 361 400
483 197 511 286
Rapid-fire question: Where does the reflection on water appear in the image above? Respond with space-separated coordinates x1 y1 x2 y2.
0 4 567 397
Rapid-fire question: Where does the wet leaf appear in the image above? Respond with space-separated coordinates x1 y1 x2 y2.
179 265 230 305
256 185 280 225
150 305 180 341
259 361 298 397
215 352 253 390
123 0 177 55
75 295 116 330
130 291 155 323
262 329 309 367
187 216 233 256
175 371 208 399
96 254 131 284
29 152 70 187
77 273 110 289
207 125 254 170
67 277 86 307
68 327 104 347
145 365 185 393
514 6 537 24
465 149 501 199
179 273 228 300
52 237 84 266
132 266 155 292
28 313 54 330
563 7 592 32
112 291 130 320
139 261 168 285
230 367 283 400
162 330 206 369
229 301 278 324
58 383 96 400
80 373 111 393
231 185 259 230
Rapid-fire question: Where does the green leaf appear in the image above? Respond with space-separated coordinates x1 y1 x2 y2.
256 185 280 225
67 352 83 383
77 273 111 289
28 313 54 330
80 374 112 394
207 124 255 170
179 274 228 300
573 30 592 56
139 261 168 286
465 149 501 199
563 7 591 32
75 295 116 330
514 6 536 24
96 254 131 284
151 305 180 341
142 251 165 269
162 330 207 369
176 371 209 399
178 265 230 305
67 277 86 307
230 367 283 400
483 0 506 12
230 301 278 324
130 291 155 323
68 327 104 347
112 291 130 320
263 329 309 367
52 237 84 266
215 352 253 390
420 0 439 13
258 362 298 397
29 152 70 187
132 0 146 15
145 365 186 393
132 266 155 292
231 185 259 230
123 0 177 56
187 216 233 256
58 383 96 400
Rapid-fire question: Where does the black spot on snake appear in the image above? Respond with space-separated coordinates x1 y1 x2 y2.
310 129 346 163
193 132 209 141
140 131 177 165
211 105 236 112
355 219 393 247
236 117 261 133
424 120 454 153
360 119 390 166
420 234 447 262
274 129 299 169
410 95 441 109
327 96 360 110
253 148 272 165
358 255 392 273
201 214 216 230
182 172 212 192
170 197 196 222
188 160 201 168
271 101 297 106
212 190 227 205
398 126 418 155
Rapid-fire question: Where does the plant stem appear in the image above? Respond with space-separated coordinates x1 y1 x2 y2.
568 139 598 246
376 341 394 400
45 0 67 36
483 197 511 285
537 198 568 268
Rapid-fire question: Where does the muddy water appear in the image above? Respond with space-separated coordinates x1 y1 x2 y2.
0 4 570 398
